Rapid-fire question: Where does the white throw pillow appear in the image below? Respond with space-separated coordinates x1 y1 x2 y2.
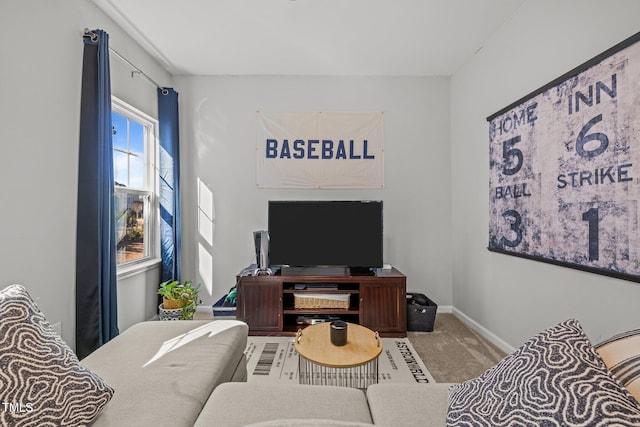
596 328 640 403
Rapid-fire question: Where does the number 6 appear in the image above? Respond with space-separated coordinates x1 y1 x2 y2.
576 115 608 158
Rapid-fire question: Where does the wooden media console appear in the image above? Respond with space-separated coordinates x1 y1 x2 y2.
236 267 406 337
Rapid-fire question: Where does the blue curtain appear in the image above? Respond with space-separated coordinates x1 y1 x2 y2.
76 29 119 359
158 88 182 283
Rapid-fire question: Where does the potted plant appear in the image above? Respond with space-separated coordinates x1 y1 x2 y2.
157 280 201 320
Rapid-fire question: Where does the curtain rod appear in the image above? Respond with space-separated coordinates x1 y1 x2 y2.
83 28 169 95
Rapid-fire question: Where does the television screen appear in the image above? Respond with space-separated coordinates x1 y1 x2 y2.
268 200 383 269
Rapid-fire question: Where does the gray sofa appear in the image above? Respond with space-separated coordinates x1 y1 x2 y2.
84 318 640 426
199 382 452 427
193 319 640 427
82 319 248 427
81 317 451 427
0 285 252 426
4 284 639 426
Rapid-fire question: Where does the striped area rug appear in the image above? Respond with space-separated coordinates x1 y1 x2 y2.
245 336 435 385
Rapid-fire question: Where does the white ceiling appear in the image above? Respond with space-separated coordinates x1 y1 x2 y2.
92 0 525 76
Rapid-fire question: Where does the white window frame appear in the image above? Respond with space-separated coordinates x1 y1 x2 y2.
112 97 160 277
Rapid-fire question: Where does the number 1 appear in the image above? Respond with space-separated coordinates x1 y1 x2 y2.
582 207 599 261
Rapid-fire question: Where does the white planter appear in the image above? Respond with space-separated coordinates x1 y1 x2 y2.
159 303 194 321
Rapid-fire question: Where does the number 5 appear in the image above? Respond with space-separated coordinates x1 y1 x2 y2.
502 136 523 176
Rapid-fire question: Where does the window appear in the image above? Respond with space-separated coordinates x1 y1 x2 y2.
111 98 157 266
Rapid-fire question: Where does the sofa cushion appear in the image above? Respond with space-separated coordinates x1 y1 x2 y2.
245 419 374 427
0 284 114 426
595 328 640 403
82 319 248 427
447 319 640 426
196 383 373 427
367 383 452 426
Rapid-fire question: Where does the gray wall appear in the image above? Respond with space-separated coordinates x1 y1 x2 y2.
174 75 453 309
450 0 640 350
2 0 639 353
0 0 169 347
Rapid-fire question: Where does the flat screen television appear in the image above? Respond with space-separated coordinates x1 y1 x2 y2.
268 200 383 270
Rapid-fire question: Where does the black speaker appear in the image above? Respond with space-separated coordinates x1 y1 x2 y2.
253 230 271 275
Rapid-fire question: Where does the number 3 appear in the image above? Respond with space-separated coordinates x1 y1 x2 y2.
500 209 523 247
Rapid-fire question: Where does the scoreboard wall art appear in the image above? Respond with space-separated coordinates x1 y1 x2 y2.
488 31 640 282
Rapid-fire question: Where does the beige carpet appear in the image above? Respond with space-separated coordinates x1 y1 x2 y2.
408 313 506 383
195 311 506 384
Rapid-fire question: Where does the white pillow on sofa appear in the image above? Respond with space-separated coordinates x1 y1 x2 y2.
596 328 640 403
447 319 640 426
0 284 114 426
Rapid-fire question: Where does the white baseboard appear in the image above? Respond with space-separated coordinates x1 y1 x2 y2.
435 305 453 313
451 308 516 354
196 305 212 313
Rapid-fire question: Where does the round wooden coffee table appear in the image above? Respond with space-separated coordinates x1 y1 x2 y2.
294 322 382 388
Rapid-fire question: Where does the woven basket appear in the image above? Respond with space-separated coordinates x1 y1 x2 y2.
294 293 350 309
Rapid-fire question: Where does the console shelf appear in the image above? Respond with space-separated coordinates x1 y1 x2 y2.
236 267 407 337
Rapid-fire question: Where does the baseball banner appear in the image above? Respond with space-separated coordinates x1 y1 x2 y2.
256 111 384 188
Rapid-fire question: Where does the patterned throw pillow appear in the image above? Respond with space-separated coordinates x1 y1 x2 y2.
595 329 640 403
447 319 640 426
0 284 114 426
